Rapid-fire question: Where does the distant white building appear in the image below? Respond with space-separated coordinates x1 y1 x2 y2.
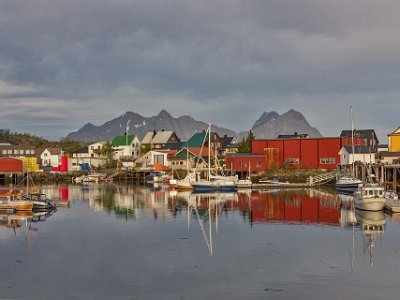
112 134 141 161
339 146 376 166
37 148 63 168
70 142 107 170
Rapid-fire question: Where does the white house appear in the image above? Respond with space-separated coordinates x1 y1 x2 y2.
37 148 63 167
70 142 107 170
136 151 169 168
112 134 141 161
339 146 376 166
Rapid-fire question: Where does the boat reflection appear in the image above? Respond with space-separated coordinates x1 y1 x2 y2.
0 210 55 247
355 209 386 267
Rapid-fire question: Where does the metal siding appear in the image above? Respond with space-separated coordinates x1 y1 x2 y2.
252 140 268 154
266 140 284 167
300 139 319 168
283 140 301 168
318 138 341 169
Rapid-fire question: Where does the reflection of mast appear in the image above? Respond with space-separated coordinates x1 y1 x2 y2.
187 193 235 255
355 209 385 268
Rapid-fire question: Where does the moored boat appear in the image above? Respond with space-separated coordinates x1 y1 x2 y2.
353 183 386 211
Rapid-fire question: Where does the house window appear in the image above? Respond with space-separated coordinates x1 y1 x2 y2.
256 161 261 167
44 153 48 157
320 158 336 164
286 158 299 164
2 150 6 155
7 150 12 154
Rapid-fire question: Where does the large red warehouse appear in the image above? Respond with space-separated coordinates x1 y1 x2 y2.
228 137 342 173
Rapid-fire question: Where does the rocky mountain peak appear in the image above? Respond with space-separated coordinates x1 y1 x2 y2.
252 111 279 129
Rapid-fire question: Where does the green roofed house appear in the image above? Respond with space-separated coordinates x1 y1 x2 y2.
112 134 141 161
181 132 223 157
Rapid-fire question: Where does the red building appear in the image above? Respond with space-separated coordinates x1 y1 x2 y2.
0 157 23 173
228 137 342 173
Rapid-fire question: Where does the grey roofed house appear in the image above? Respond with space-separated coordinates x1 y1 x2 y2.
340 129 379 145
141 130 180 149
221 135 236 148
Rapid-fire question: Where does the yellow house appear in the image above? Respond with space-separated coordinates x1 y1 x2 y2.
388 127 400 152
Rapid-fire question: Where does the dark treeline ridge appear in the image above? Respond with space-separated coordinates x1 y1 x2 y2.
0 129 89 154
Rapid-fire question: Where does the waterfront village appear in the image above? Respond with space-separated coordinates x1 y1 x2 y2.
1 125 400 191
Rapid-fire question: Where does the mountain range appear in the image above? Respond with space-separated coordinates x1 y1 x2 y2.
65 109 322 142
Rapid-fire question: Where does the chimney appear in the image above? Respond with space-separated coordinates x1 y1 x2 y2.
162 128 165 132
153 130 157 137
294 132 298 136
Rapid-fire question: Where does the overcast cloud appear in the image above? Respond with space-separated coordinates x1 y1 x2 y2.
0 0 399 141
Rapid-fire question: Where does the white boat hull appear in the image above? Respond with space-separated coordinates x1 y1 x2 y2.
354 197 386 211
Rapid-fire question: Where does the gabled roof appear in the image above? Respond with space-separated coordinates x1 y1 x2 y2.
141 132 155 144
36 147 62 156
221 136 236 148
152 131 176 144
142 131 179 145
181 132 219 148
340 129 377 139
112 135 136 146
388 127 400 136
342 145 377 154
172 147 214 160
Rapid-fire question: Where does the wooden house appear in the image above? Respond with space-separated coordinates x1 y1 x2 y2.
388 127 400 152
340 129 379 148
141 130 180 150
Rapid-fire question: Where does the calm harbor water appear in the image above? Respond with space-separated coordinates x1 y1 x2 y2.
1 184 400 300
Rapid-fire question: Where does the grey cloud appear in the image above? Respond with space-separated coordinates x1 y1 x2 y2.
0 0 400 140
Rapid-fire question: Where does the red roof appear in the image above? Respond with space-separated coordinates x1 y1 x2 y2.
0 157 23 173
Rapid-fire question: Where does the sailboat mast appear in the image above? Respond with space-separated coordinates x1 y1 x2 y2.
351 106 355 178
208 124 211 181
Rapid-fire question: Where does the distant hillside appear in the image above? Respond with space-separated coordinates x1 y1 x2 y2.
65 110 236 141
65 109 322 142
0 129 88 153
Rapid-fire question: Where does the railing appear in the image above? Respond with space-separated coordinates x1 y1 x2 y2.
307 171 337 186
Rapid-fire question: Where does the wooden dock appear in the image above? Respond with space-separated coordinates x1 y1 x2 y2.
251 182 311 190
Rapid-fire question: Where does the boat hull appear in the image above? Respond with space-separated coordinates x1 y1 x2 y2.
0 201 33 212
354 197 386 211
191 182 237 192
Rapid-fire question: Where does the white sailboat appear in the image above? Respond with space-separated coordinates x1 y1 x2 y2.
336 107 363 192
191 124 237 192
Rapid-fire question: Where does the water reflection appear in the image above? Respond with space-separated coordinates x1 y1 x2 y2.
0 210 54 247
30 184 391 264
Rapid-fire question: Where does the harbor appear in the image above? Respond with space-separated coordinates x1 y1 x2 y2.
1 183 400 300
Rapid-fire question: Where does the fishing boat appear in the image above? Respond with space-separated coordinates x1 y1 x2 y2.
24 193 56 210
353 182 386 211
0 191 33 212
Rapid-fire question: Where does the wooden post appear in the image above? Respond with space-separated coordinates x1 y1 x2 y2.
394 167 398 191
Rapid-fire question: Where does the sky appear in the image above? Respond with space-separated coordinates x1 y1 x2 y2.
0 0 399 142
